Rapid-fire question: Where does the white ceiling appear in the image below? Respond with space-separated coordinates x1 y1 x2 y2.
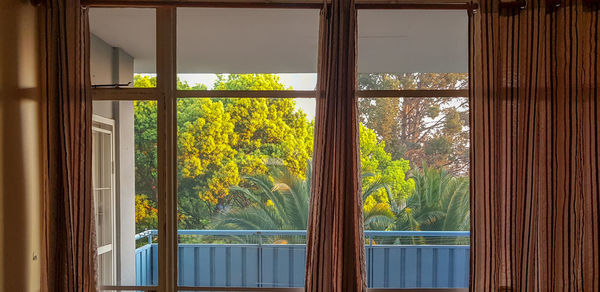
89 8 467 74
90 8 157 73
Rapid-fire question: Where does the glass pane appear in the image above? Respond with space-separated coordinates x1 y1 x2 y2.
176 96 316 287
95 189 113 248
90 8 156 88
359 96 470 288
98 251 114 286
92 100 158 287
93 129 114 248
358 10 468 90
176 8 319 90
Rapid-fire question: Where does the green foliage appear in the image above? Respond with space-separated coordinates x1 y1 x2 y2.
135 194 158 233
132 73 469 238
213 162 401 236
358 165 470 244
133 100 158 201
407 166 470 232
177 98 238 206
213 74 291 91
133 75 157 88
133 74 313 230
133 74 208 90
358 73 470 175
360 124 415 212
212 164 311 235
382 165 470 244
215 162 469 239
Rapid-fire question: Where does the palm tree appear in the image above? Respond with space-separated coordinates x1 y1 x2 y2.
408 166 469 231
361 174 395 230
385 165 469 244
211 162 395 242
212 164 311 232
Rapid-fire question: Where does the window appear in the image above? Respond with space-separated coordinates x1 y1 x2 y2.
89 4 470 292
92 100 158 288
359 96 470 288
174 8 318 289
176 97 315 287
358 10 470 289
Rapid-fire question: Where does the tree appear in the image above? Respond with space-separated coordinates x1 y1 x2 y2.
213 74 291 91
380 165 469 244
358 165 469 244
177 98 239 228
358 73 469 175
135 194 158 233
212 162 404 240
407 166 470 232
212 164 311 237
132 75 208 202
133 74 314 230
133 74 208 90
360 123 415 215
134 100 158 201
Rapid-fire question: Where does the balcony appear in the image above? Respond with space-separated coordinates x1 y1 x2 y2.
135 230 469 289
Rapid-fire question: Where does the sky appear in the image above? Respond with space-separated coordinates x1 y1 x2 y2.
177 73 318 120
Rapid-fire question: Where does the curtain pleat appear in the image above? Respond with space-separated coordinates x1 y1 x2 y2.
40 0 97 291
470 0 600 290
304 0 366 291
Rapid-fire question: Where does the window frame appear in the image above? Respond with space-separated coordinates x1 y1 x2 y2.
89 2 471 292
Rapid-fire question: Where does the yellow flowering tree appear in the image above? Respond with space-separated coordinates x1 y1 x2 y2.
134 74 313 230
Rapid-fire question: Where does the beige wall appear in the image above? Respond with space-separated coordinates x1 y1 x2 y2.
0 3 139 290
0 0 42 291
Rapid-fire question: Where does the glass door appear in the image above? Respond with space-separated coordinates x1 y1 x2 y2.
92 116 116 286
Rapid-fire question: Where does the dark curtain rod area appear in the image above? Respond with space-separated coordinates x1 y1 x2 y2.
78 0 600 10
80 0 478 10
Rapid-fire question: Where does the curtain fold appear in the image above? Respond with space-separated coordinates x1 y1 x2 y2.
304 0 366 291
40 0 97 291
470 0 600 290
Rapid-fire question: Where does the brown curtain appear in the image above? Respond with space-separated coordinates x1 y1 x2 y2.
304 0 366 291
40 0 97 291
470 0 600 290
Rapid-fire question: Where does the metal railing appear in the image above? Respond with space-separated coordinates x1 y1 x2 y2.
135 229 469 243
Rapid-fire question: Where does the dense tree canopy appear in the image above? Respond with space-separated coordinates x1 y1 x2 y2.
133 74 314 231
358 73 469 175
132 73 468 235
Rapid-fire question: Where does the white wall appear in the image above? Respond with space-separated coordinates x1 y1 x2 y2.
91 34 115 86
91 33 137 285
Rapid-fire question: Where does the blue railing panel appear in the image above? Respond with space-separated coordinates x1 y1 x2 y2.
260 245 306 287
452 246 470 287
135 230 470 288
152 244 159 285
135 244 152 286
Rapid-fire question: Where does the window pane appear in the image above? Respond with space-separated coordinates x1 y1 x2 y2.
92 100 158 287
358 10 468 90
176 96 315 287
90 8 156 88
359 96 470 288
176 8 319 90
